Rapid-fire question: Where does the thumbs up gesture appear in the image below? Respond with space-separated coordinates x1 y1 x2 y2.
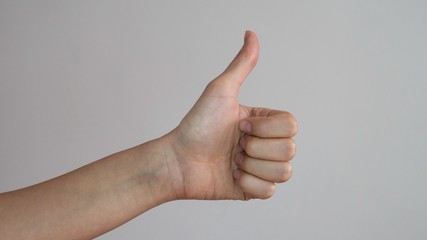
165 31 298 200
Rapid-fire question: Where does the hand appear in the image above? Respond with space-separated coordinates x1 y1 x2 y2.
166 31 298 200
0 30 297 240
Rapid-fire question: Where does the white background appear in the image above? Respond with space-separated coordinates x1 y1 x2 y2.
1 1 426 239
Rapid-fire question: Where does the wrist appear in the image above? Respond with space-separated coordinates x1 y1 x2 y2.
134 132 184 205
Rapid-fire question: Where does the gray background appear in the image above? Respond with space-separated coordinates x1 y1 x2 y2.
1 1 426 239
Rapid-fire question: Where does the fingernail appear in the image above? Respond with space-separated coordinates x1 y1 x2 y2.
239 136 246 149
240 120 251 133
236 153 243 166
244 31 249 43
233 169 241 179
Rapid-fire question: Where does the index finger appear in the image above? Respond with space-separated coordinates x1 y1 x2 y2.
239 110 298 138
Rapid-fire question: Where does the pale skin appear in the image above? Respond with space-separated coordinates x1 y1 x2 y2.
0 31 298 239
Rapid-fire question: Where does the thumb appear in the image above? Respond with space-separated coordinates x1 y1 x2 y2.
218 30 260 88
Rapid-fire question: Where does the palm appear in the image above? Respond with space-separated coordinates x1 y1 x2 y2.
168 31 260 200
171 79 249 200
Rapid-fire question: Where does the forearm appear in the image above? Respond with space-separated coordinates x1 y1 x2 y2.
0 135 180 240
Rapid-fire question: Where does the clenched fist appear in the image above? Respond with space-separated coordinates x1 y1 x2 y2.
165 30 298 200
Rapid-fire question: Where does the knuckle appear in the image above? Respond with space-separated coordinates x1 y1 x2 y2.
205 79 221 92
205 78 233 96
284 138 296 160
276 163 292 183
260 183 276 199
291 120 298 136
283 112 298 136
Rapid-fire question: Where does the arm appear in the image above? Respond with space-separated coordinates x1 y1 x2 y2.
0 31 298 239
0 137 180 239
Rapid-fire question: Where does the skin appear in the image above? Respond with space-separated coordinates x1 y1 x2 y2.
0 31 298 239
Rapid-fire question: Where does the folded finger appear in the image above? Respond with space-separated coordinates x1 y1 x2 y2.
239 111 298 138
236 153 292 183
233 170 276 199
240 135 296 161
